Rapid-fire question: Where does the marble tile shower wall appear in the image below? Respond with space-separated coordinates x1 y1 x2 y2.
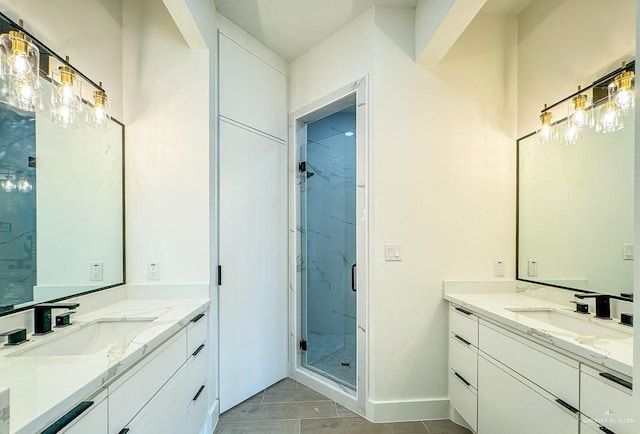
303 110 356 335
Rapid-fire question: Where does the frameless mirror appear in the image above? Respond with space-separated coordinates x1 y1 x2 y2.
517 107 634 296
0 14 124 314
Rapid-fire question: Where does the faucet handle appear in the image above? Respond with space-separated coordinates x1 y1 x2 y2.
620 312 633 327
55 311 76 328
569 300 589 314
1 328 28 346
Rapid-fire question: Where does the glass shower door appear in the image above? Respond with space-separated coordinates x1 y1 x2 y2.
300 106 357 389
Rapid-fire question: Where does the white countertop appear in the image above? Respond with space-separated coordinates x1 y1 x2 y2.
444 292 633 377
0 298 209 434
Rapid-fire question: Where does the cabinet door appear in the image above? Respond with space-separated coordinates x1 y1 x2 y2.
478 356 578 434
122 366 188 434
61 396 108 434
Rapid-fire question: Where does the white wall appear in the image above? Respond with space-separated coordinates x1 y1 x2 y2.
517 0 636 136
0 0 123 120
122 0 210 285
290 5 517 420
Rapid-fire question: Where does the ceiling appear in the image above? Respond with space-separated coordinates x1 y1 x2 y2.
214 0 533 62
214 0 419 61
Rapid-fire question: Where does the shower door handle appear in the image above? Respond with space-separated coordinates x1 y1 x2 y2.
351 264 357 292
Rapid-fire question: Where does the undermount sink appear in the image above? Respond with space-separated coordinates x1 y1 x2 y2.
506 308 632 339
10 319 155 357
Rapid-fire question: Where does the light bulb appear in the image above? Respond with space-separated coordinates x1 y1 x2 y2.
614 89 633 111
564 122 580 145
59 84 75 104
567 92 592 130
596 100 622 134
12 53 30 77
2 179 16 193
86 84 111 130
536 109 556 144
16 179 31 193
344 131 354 137
613 68 634 115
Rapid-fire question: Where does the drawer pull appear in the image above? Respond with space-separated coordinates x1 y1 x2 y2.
193 385 205 401
453 371 471 387
554 398 578 414
453 334 471 346
599 372 632 390
454 306 473 316
599 426 616 434
42 401 93 434
119 430 130 434
192 343 205 357
191 313 205 323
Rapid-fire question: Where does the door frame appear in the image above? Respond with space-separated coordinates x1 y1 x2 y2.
288 77 369 415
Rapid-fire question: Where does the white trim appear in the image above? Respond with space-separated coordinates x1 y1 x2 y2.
288 77 370 417
206 399 220 434
366 397 450 423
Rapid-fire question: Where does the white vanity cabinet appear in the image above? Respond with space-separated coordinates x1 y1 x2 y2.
58 390 108 434
40 310 209 434
109 312 209 434
448 305 479 431
580 365 634 434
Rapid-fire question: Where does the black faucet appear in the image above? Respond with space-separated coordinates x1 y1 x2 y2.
33 303 80 335
574 293 632 320
1 328 28 346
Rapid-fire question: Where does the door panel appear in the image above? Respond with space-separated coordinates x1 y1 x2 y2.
219 121 288 412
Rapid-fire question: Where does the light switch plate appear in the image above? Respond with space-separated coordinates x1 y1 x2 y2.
384 244 402 261
623 243 634 260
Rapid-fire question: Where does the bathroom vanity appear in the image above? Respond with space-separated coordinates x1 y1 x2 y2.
445 290 633 434
0 297 210 434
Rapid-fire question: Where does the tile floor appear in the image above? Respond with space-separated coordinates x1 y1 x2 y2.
214 378 472 434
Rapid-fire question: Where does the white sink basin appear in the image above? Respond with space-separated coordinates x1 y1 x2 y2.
506 308 632 339
10 319 155 357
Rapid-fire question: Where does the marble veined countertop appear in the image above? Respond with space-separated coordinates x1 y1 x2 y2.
444 292 633 377
0 298 210 434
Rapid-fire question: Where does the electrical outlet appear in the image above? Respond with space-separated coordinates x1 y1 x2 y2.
147 262 161 281
528 260 538 277
89 262 103 281
494 260 505 277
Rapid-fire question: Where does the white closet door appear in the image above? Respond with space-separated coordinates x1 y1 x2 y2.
219 121 288 412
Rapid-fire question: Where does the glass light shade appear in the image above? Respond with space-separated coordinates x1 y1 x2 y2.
536 111 556 144
86 88 111 130
2 178 16 193
567 94 592 129
563 120 582 146
595 100 623 133
51 65 82 129
0 29 40 111
612 70 634 115
16 178 32 193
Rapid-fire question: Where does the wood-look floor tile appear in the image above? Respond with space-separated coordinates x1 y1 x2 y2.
220 400 338 423
265 378 299 392
423 419 472 433
301 417 428 433
263 384 329 403
240 391 264 405
214 419 300 434
336 403 359 417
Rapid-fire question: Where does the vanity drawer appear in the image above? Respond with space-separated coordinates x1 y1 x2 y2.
187 381 208 434
187 340 208 403
108 330 187 434
479 322 578 407
187 312 207 356
449 369 477 431
449 304 478 347
580 367 633 434
449 334 477 389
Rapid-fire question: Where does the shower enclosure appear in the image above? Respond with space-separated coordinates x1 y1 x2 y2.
299 105 357 389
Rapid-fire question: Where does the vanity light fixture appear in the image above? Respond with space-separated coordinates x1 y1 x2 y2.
0 19 40 111
16 178 32 193
86 81 111 130
612 62 634 114
567 87 592 129
51 56 82 129
344 131 354 137
536 105 556 144
1 177 16 193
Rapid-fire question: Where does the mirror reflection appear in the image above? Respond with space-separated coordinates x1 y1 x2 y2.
517 106 634 296
0 16 123 314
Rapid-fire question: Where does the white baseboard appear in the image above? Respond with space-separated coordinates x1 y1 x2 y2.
366 397 450 423
125 283 210 299
206 399 220 434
